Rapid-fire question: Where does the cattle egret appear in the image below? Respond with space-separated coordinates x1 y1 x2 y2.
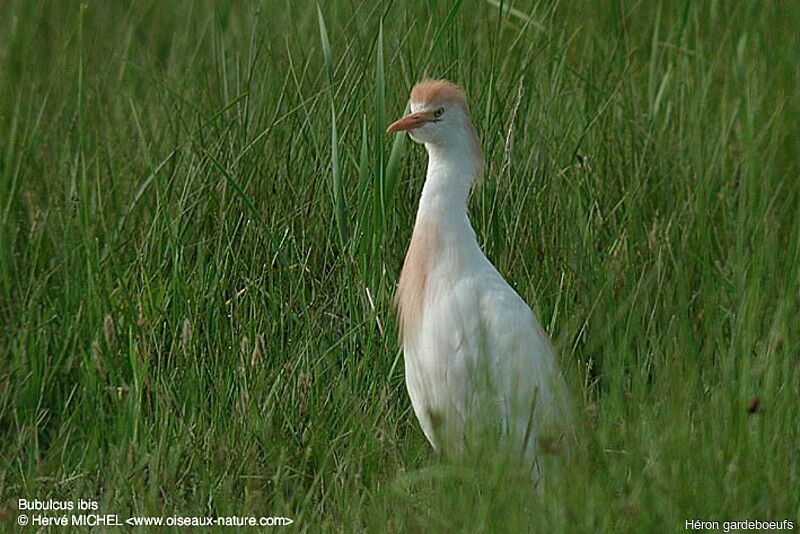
388 79 572 476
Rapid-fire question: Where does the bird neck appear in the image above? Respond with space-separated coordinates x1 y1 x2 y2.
398 135 483 332
416 138 481 226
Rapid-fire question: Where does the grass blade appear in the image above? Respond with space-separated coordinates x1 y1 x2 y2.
373 19 386 248
317 4 347 247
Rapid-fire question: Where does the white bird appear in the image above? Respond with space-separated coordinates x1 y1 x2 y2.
387 79 572 476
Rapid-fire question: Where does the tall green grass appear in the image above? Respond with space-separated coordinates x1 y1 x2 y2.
1 0 798 530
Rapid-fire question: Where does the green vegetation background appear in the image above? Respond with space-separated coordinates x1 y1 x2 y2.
1 0 798 531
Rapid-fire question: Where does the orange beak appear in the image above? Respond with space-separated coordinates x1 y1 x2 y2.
386 111 435 133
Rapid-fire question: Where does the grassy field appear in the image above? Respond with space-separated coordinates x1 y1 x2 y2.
1 0 798 531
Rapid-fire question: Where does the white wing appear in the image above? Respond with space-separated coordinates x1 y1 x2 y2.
404 270 571 465
477 277 572 461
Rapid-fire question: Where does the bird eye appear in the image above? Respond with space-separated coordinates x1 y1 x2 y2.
433 108 444 118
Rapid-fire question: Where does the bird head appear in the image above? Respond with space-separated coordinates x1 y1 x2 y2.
387 79 480 153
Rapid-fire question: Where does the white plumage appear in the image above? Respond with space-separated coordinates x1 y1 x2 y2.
388 79 571 475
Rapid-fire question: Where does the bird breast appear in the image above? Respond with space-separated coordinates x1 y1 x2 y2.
396 218 441 336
